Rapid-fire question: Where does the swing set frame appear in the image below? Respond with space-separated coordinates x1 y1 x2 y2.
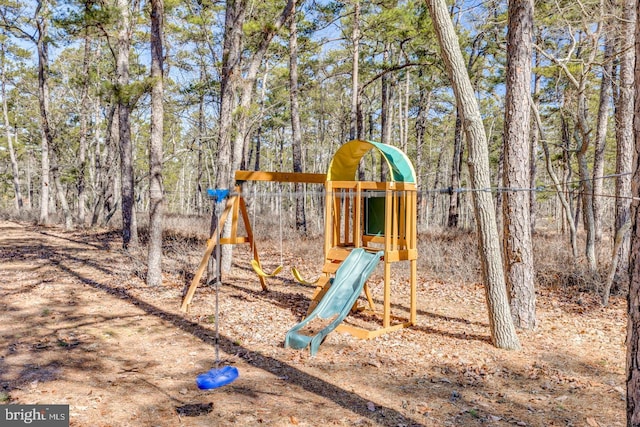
180 170 325 312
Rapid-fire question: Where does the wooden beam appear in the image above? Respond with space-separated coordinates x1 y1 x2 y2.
181 196 237 312
235 170 326 184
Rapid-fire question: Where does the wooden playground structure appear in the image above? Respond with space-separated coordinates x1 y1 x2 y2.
181 139 418 340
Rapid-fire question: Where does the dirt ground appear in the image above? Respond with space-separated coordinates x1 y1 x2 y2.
0 219 626 426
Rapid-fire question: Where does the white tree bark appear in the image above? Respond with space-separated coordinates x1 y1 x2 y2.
147 0 164 287
425 0 520 350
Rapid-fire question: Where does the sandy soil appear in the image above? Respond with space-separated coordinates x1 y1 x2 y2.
0 220 626 426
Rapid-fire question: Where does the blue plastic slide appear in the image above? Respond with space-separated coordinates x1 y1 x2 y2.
284 248 383 356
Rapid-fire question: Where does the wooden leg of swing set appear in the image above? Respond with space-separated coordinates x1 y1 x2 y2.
306 275 331 315
181 196 236 313
363 283 376 311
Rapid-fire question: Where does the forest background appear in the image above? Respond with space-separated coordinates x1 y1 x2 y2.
0 0 636 422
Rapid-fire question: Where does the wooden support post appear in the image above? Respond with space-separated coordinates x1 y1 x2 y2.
333 191 341 246
383 183 393 328
344 190 350 245
354 183 362 248
324 181 334 255
409 189 417 324
181 196 236 312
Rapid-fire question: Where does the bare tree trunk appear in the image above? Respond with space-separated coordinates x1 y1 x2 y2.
91 103 119 227
593 34 613 246
529 45 541 234
214 0 294 274
289 0 306 234
349 0 360 140
50 150 73 229
531 101 578 258
575 109 598 272
26 150 33 208
379 42 391 180
381 42 392 146
117 0 138 249
495 148 504 232
147 0 164 287
0 41 22 213
35 1 52 226
415 71 432 225
448 111 463 227
431 144 446 226
215 0 245 191
195 68 205 215
426 0 520 350
612 0 634 292
77 32 92 227
502 0 535 330
35 0 71 229
231 0 293 181
627 4 640 418
535 18 602 271
402 66 410 152
211 0 246 277
252 67 270 172
561 113 575 235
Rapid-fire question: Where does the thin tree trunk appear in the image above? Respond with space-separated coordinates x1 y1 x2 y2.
575 109 597 272
26 149 32 208
529 44 541 234
448 111 463 227
35 0 71 230
92 103 119 227
349 0 360 140
289 0 306 234
252 67 270 172
502 0 535 330
36 1 52 226
531 100 578 258
77 32 92 227
431 144 445 226
561 113 574 235
117 0 137 248
147 0 164 287
195 67 205 215
50 150 73 229
426 0 520 350
380 42 391 180
593 34 613 246
415 71 432 225
402 66 410 152
536 28 600 273
0 42 22 212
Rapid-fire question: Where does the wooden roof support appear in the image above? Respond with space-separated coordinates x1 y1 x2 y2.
235 170 326 184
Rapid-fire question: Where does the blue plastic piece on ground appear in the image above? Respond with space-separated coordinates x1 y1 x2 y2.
285 248 383 356
196 366 239 390
207 188 230 202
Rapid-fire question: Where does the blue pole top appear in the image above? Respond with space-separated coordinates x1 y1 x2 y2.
206 188 230 202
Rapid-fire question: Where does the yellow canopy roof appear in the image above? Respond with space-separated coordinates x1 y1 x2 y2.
327 140 416 183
